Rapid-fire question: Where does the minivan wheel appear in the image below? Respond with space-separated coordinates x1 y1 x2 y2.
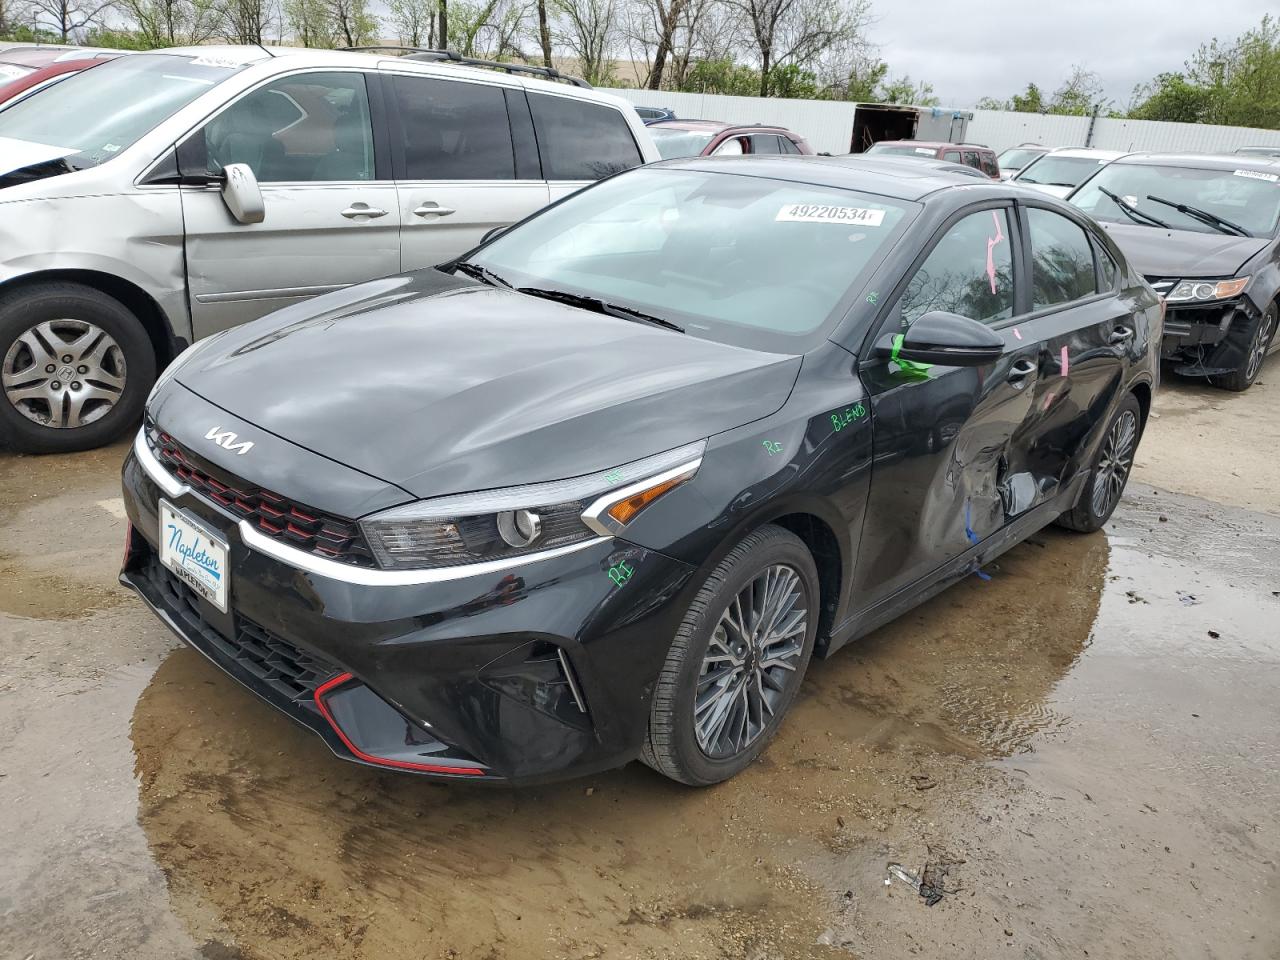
1055 392 1143 534
642 524 819 786
1211 305 1275 392
0 283 155 454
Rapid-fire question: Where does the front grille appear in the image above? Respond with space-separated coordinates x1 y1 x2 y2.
145 421 376 567
143 552 339 706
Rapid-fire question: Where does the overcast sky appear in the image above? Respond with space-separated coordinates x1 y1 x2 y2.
873 1 1275 108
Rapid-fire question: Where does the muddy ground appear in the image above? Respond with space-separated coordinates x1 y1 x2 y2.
0 371 1277 960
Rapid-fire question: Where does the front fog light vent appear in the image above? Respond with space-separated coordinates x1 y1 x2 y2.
478 640 592 728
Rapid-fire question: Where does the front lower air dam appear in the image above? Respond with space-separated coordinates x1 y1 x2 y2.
313 674 487 777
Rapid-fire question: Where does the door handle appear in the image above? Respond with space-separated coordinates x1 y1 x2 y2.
1007 358 1037 382
341 203 388 219
413 203 456 218
1110 325 1134 344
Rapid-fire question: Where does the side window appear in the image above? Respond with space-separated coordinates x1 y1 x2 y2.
1094 238 1119 289
962 150 981 169
751 134 781 154
779 137 802 155
712 136 746 156
1028 208 1099 309
391 75 515 180
528 92 643 180
980 153 999 178
943 150 961 163
203 72 374 183
897 208 1015 328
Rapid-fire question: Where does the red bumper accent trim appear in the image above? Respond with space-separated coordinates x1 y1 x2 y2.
313 673 485 776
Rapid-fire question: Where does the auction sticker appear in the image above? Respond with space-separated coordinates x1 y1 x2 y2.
1233 169 1279 183
776 204 886 226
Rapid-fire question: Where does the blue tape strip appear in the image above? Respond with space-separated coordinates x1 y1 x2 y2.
965 499 990 580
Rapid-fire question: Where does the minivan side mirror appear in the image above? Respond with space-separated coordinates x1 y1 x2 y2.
221 163 265 224
874 311 1004 366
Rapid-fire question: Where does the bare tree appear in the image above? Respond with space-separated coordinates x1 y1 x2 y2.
330 0 376 45
725 0 871 96
29 0 115 40
534 0 550 65
117 0 218 45
436 0 446 48
387 0 431 44
219 0 277 42
553 0 616 85
284 0 337 45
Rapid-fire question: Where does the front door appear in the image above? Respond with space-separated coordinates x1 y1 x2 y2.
852 205 1043 604
387 73 549 272
181 70 400 338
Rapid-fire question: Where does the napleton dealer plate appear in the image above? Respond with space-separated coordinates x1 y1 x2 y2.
159 500 229 612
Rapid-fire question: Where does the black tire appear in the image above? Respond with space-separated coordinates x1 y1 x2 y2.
0 282 156 454
1055 392 1144 534
1211 304 1276 393
642 524 819 786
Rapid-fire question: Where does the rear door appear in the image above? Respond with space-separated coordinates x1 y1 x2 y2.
181 70 401 337
531 91 646 202
851 204 1043 604
387 73 550 271
1011 203 1130 509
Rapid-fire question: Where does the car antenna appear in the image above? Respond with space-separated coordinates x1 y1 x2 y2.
256 43 275 57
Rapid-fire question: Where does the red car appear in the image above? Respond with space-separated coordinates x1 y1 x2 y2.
865 140 1001 179
647 120 814 160
0 47 121 107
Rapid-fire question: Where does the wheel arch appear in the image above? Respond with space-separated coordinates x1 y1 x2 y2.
1129 378 1152 430
0 269 180 373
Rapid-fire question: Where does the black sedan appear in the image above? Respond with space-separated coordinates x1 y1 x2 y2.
120 157 1160 786
1071 153 1280 391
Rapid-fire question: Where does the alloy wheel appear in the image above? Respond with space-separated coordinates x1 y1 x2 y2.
1090 409 1138 519
695 564 809 759
1244 311 1275 383
2 319 127 428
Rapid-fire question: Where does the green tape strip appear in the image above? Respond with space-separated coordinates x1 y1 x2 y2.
891 333 933 379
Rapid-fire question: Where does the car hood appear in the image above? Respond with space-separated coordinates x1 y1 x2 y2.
1098 221 1270 278
176 271 802 501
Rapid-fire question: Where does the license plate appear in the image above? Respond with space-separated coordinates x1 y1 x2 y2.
159 500 229 613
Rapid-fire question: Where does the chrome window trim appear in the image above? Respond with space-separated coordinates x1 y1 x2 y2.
133 428 609 585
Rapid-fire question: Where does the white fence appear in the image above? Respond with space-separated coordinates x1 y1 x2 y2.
604 87 1280 157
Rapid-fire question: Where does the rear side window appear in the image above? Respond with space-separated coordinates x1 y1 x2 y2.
1028 208 1099 308
897 208 1015 327
528 92 643 180
780 137 802 155
962 150 981 169
391 75 515 180
943 150 961 163
1094 238 1119 289
751 134 781 154
980 153 999 178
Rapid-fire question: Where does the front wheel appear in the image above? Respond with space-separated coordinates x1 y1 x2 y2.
1055 392 1143 533
0 282 156 454
1211 304 1275 392
642 524 819 786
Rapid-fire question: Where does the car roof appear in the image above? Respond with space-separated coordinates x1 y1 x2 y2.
649 119 731 131
656 155 1006 201
1039 147 1129 160
1108 152 1280 172
820 154 989 180
873 140 990 151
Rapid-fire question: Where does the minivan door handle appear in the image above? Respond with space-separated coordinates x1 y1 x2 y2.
1110 325 1134 344
413 203 456 218
1007 358 1037 383
341 203 388 219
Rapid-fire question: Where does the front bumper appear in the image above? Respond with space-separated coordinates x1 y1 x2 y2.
120 435 697 785
1160 297 1259 375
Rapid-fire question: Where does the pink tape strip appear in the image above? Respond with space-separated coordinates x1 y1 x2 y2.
1060 345 1070 376
1013 327 1023 340
985 211 1005 295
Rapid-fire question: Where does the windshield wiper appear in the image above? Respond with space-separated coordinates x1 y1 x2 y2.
1098 186 1173 229
454 261 512 288
1145 194 1251 237
519 287 685 334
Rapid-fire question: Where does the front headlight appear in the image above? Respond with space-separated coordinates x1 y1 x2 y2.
360 441 705 570
1166 277 1249 303
147 330 232 406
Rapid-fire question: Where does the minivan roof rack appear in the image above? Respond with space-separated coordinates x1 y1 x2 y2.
343 46 592 89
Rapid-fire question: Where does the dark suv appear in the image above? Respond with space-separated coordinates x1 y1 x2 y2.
867 140 1000 179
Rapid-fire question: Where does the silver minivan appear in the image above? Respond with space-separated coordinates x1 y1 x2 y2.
0 46 659 453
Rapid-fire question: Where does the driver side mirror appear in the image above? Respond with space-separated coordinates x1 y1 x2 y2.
220 163 265 225
875 311 1004 366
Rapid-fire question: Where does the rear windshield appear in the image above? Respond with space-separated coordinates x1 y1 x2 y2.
1073 163 1280 237
1016 155 1108 188
0 53 247 171
648 127 716 160
997 148 1042 170
471 167 916 353
867 144 937 157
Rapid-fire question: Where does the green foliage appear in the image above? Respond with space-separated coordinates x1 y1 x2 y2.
877 74 939 107
768 63 819 100
83 26 157 48
684 57 760 96
0 23 60 41
1127 72 1212 123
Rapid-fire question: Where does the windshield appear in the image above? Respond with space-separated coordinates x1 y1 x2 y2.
1073 163 1280 237
997 148 1042 170
867 144 937 158
470 167 915 353
648 127 716 159
1017 155 1108 187
0 53 247 170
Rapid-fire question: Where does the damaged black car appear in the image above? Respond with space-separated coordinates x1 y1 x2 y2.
1071 153 1280 391
120 158 1160 786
